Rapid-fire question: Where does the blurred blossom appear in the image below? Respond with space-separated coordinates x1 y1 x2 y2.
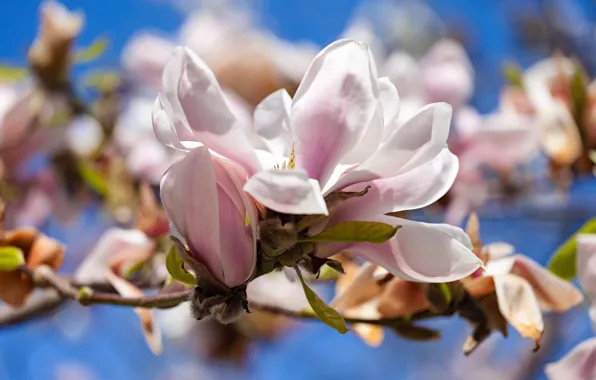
523 56 583 167
122 33 176 90
154 39 482 289
65 115 103 157
114 97 176 184
74 228 162 354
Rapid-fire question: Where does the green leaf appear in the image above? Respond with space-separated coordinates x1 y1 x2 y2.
77 161 108 197
75 37 109 63
165 246 196 285
301 221 400 244
0 246 25 271
502 62 523 88
295 266 348 334
83 71 121 92
548 218 596 280
0 65 28 83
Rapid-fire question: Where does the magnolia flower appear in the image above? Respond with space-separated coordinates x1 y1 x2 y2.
545 234 596 379
523 56 583 167
161 147 258 290
463 241 583 345
154 39 483 285
75 228 162 354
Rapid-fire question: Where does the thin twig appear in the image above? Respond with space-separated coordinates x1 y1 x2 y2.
249 302 441 326
25 266 191 309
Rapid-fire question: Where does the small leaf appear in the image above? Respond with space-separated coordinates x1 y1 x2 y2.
165 246 196 285
75 37 109 63
0 246 25 271
295 266 348 334
302 221 400 244
391 324 441 341
503 62 523 88
548 218 596 280
83 71 121 92
123 260 147 279
77 160 108 197
0 65 28 83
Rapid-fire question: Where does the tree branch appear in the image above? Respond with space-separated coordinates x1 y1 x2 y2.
249 302 441 327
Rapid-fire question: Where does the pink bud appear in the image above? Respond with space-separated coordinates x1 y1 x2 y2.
160 146 257 288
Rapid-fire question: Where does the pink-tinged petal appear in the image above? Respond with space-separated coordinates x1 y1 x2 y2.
330 148 458 221
328 103 452 194
253 89 293 156
122 32 175 89
169 47 260 174
151 97 199 151
377 77 400 138
291 39 379 188
316 216 482 283
161 147 256 287
74 228 154 283
212 156 257 286
546 337 596 380
160 147 223 282
244 168 328 215
493 274 543 343
577 234 596 309
105 271 162 355
487 255 583 312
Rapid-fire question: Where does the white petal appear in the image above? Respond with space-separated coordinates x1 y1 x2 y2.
329 148 458 221
253 89 293 157
493 274 543 343
243 169 328 215
162 47 260 173
377 77 400 139
291 39 379 188
328 102 452 194
487 254 583 312
316 216 482 283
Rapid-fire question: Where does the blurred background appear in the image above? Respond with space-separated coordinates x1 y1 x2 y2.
1 0 596 379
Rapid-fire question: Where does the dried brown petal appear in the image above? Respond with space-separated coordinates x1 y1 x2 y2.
0 270 33 307
2 228 38 253
377 279 428 318
493 274 543 344
27 233 65 270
